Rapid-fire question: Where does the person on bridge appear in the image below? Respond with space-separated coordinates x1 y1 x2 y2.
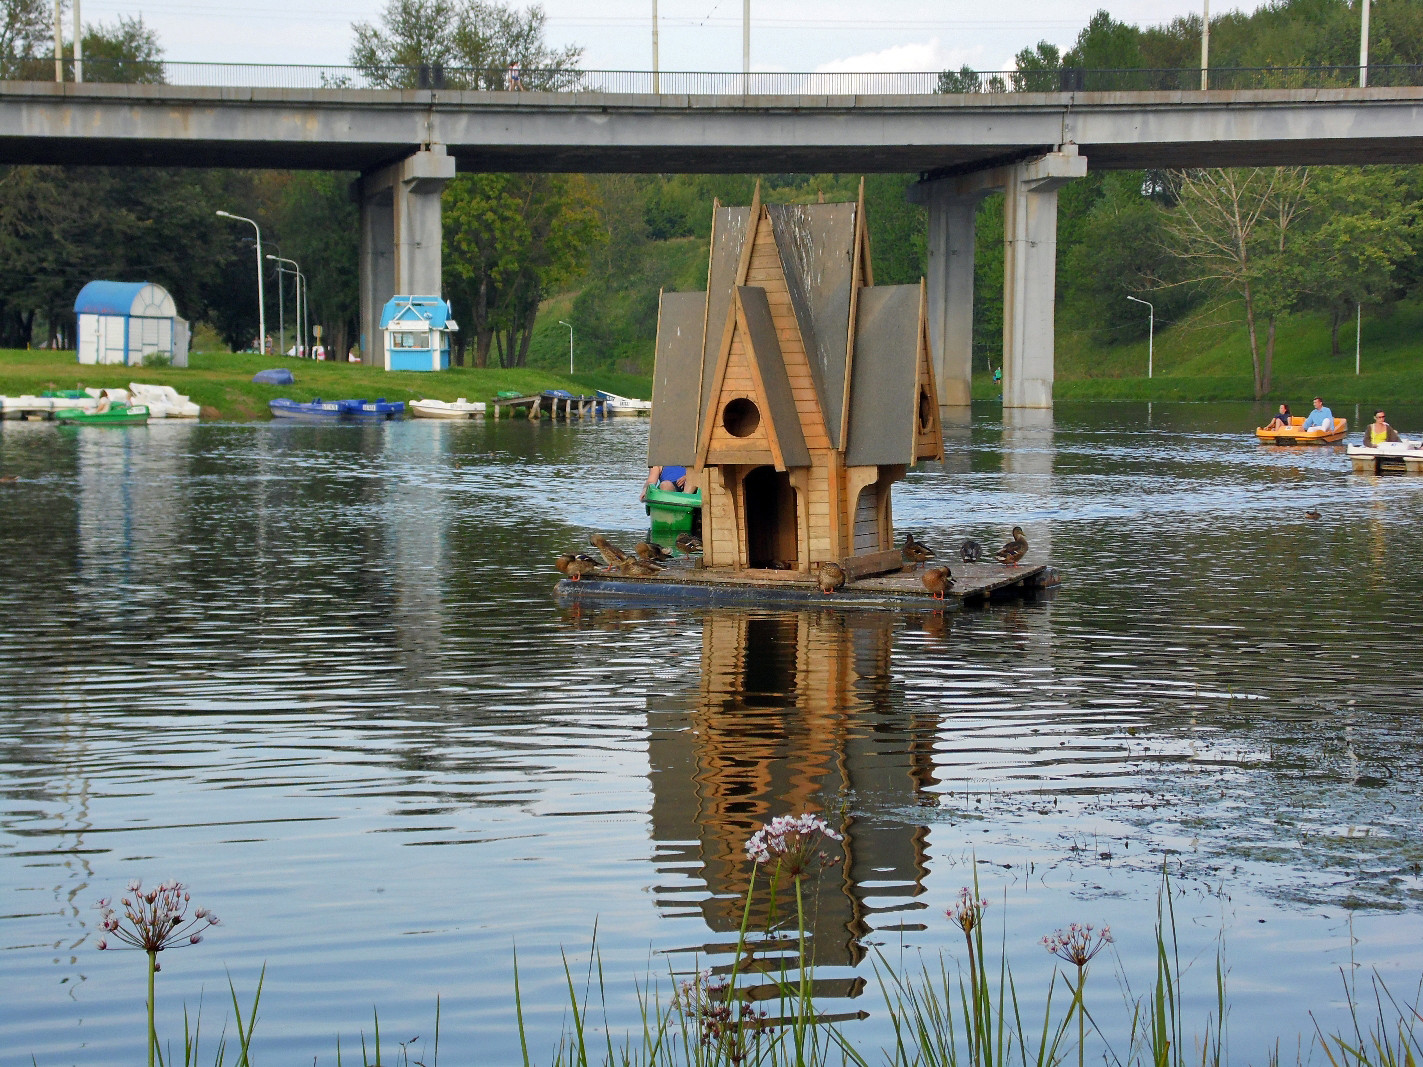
1302 396 1335 433
507 61 522 90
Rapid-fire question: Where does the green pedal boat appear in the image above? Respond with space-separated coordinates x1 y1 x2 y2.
54 404 150 426
643 486 701 531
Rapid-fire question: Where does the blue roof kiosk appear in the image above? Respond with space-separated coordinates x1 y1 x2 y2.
379 295 457 371
74 281 190 367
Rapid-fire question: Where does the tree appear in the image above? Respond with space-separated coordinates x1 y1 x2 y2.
1012 42 1061 92
351 0 582 90
442 172 602 367
1159 167 1310 398
1292 167 1419 356
268 171 361 360
0 0 53 79
77 15 164 83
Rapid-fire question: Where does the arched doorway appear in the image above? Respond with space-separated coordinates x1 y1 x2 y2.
743 465 798 569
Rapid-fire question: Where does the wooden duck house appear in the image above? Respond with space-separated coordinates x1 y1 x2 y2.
648 182 943 574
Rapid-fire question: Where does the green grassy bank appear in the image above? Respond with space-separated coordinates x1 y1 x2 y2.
0 348 653 421
974 298 1423 404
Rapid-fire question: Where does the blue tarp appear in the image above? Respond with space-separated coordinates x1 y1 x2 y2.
252 368 295 385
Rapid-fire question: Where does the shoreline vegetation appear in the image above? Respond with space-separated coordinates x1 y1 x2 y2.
87 818 1423 1067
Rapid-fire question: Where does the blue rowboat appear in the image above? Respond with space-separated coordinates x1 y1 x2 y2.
348 398 405 419
269 397 346 419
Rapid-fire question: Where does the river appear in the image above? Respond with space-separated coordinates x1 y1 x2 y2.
2 402 1422 1066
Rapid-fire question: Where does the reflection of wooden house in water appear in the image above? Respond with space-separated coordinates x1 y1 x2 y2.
650 183 943 573
647 609 938 977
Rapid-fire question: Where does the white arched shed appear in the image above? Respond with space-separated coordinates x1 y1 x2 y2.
75 281 190 367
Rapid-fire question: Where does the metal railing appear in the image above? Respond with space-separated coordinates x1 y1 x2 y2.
8 59 1423 95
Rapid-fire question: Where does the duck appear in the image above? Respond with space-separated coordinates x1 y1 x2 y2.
902 532 935 567
1305 509 1321 520
635 541 673 562
960 539 983 563
555 553 600 581
817 561 846 595
994 526 1029 567
590 533 629 567
0 475 17 485
618 558 663 578
674 533 703 553
921 565 954 601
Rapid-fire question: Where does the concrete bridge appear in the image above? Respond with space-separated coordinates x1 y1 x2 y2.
4 79 1422 404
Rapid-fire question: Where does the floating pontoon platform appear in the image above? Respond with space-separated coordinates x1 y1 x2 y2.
555 559 1059 610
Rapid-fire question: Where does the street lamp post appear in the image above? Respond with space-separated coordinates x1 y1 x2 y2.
1127 295 1154 378
558 320 574 373
218 211 265 353
267 255 305 356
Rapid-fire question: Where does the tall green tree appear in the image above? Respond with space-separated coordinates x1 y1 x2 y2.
0 0 53 79
351 0 581 89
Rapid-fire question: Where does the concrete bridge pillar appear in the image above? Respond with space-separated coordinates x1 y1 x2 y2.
908 183 985 409
911 145 1085 412
356 145 456 367
1001 146 1085 409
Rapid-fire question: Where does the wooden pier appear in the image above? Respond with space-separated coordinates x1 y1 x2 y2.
556 559 1059 610
490 393 602 420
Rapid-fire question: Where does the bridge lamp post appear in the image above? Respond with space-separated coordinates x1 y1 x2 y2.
218 211 266 354
558 319 574 373
1127 295 1154 378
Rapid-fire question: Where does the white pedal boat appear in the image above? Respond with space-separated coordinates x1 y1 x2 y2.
409 397 487 419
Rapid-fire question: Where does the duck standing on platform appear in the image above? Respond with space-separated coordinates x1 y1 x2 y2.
994 527 1029 567
590 533 630 568
555 552 601 581
902 532 935 569
960 539 983 563
674 533 703 553
818 561 846 595
921 565 954 601
618 558 663 578
635 541 673 562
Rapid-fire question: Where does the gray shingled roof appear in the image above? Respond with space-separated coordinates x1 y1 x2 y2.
844 285 922 468
648 290 709 466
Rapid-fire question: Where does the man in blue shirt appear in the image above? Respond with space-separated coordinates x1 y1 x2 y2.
1301 396 1335 432
641 465 687 500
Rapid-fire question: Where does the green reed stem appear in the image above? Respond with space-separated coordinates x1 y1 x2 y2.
147 949 158 1067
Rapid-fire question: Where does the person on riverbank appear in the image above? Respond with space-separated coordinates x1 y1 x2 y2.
1364 409 1400 446
1301 396 1335 433
640 465 687 501
1263 403 1291 430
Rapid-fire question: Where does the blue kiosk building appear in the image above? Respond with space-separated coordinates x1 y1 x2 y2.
379 295 457 371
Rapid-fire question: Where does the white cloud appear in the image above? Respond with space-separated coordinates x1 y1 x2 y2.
814 38 990 74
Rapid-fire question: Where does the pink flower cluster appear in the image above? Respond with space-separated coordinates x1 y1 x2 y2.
945 887 990 935
743 814 843 878
675 969 767 1063
1042 922 1113 967
95 879 219 967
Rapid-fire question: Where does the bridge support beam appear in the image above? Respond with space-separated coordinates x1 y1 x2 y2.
912 145 1085 411
356 145 456 367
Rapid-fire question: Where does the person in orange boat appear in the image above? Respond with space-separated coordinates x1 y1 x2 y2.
1301 396 1335 433
1364 409 1400 446
1262 402 1291 430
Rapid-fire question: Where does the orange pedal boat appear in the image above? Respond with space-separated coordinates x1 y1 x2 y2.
1255 415 1348 445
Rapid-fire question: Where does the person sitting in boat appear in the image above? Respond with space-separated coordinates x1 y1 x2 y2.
1263 403 1291 430
1301 396 1335 433
1364 409 1400 446
640 465 687 501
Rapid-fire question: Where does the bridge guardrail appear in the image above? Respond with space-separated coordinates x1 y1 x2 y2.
5 60 1423 95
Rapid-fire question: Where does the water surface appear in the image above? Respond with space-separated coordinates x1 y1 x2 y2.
3 403 1423 1066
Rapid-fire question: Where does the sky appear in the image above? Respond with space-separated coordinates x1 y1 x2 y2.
74 0 1253 74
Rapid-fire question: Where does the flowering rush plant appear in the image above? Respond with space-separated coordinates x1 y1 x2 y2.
96 879 219 968
1042 922 1113 967
945 887 990 936
743 814 843 878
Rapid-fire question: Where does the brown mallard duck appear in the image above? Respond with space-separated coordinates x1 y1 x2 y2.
555 552 600 581
902 532 935 567
921 565 954 601
959 539 983 563
674 533 703 553
618 558 663 578
0 475 17 485
994 526 1029 567
635 541 673 562
590 533 629 567
817 561 846 595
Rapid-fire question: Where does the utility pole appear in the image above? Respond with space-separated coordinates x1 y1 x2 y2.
1355 303 1362 375
651 0 659 93
1200 0 1210 90
73 0 81 82
1359 0 1371 88
742 0 749 90
53 0 62 82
